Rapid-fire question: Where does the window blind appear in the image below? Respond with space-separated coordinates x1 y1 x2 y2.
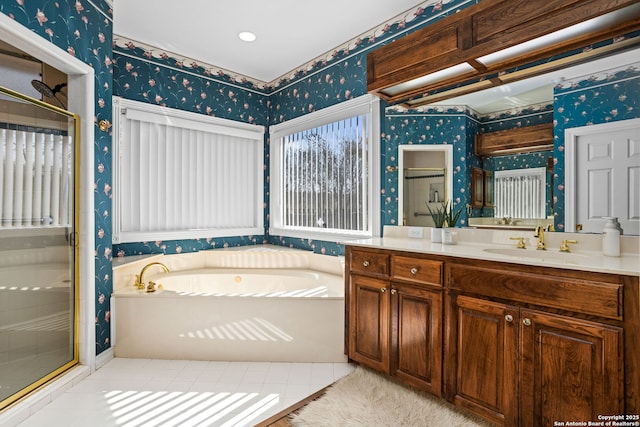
0 128 72 227
113 97 264 243
282 115 367 232
494 167 546 219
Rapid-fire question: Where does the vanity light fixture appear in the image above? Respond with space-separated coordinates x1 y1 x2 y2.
238 31 257 42
367 0 640 107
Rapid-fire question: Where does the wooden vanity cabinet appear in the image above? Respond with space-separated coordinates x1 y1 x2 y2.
346 247 443 395
445 261 626 427
345 244 638 427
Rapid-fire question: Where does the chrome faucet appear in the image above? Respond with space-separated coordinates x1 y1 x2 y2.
534 225 546 250
134 262 169 292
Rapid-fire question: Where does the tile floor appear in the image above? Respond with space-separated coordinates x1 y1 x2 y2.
15 358 355 427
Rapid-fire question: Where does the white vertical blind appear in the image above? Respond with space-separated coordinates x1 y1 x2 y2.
494 167 546 219
112 97 264 243
0 128 72 227
280 114 367 232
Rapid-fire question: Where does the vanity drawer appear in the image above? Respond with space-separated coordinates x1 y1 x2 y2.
392 256 443 287
350 249 389 276
447 264 623 320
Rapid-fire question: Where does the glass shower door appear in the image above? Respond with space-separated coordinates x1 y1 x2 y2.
0 86 78 409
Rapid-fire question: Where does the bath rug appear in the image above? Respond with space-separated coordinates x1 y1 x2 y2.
289 366 492 427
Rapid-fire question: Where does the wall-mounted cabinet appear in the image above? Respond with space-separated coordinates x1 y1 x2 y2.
475 123 553 157
471 167 484 208
483 170 493 208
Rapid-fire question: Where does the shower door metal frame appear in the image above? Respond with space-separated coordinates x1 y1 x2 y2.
0 85 80 410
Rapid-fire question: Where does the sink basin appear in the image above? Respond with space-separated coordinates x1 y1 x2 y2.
483 248 588 261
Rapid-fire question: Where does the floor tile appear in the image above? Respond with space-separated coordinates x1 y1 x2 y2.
15 357 354 426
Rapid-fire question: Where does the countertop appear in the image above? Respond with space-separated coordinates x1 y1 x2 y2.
343 234 640 276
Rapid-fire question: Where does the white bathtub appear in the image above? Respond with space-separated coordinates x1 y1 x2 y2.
112 246 347 362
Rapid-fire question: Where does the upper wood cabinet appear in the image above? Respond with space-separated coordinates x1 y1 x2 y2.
475 123 553 157
471 166 484 208
367 0 640 105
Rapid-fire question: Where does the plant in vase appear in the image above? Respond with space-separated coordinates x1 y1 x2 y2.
427 201 462 243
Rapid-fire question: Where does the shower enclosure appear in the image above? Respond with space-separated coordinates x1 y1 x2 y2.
402 168 447 227
0 86 78 410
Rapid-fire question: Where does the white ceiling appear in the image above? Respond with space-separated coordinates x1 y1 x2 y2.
113 0 427 84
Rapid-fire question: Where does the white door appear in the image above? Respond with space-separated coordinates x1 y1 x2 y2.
566 118 640 235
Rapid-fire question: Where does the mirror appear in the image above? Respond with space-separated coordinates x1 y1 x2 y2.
471 152 555 230
406 48 639 234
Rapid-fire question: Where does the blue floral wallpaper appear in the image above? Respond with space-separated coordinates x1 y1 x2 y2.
1 0 114 354
553 64 640 231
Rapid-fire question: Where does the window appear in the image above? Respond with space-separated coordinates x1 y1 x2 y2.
112 97 264 243
494 167 546 219
269 94 380 240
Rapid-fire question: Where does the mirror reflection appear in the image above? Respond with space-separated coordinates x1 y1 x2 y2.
403 168 446 227
394 48 639 235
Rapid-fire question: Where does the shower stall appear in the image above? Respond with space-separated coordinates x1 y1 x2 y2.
0 85 78 410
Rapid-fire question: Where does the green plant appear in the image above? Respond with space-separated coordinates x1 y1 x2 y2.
426 202 446 228
427 201 462 228
444 201 463 227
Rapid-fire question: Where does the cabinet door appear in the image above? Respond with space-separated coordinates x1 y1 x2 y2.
391 282 442 395
348 274 390 372
446 295 519 427
520 310 623 427
471 167 484 208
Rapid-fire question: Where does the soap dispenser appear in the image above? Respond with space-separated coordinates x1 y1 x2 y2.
602 217 620 257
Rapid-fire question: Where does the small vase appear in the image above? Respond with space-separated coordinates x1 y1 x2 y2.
441 227 457 245
431 227 442 243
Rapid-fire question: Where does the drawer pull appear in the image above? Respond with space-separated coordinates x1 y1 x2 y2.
523 318 532 326
363 260 370 267
391 289 397 295
380 287 387 293
410 267 418 275
505 314 513 322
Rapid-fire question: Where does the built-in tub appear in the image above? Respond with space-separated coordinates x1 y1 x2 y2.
112 246 347 362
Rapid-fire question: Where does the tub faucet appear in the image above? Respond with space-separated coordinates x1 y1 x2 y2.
135 262 169 292
534 226 546 250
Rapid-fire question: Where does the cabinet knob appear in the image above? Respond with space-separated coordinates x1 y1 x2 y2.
523 318 532 326
410 267 418 275
363 260 370 267
391 289 397 295
505 314 514 322
380 287 387 293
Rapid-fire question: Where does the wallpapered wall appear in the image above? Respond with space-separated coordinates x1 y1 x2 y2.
553 65 640 232
0 0 115 354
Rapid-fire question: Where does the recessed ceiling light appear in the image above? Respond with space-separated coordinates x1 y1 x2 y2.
238 31 256 42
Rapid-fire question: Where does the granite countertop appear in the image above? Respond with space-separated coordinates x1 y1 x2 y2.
343 228 640 277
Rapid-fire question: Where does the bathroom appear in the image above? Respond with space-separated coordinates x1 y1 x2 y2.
1 0 639 425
